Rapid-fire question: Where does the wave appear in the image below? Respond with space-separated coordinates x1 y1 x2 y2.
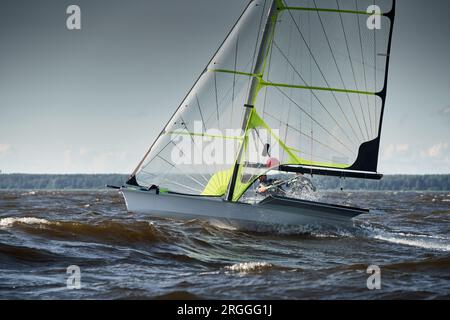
154 290 201 300
0 217 50 228
383 256 450 272
357 222 450 252
224 262 275 273
241 223 356 239
20 191 37 196
223 261 296 274
0 216 168 245
373 234 450 252
177 217 355 240
0 242 63 264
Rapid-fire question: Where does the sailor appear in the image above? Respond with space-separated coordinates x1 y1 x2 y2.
256 175 284 196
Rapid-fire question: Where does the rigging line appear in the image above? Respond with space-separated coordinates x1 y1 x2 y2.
140 163 197 181
283 24 295 139
139 168 172 185
284 52 294 149
272 41 359 149
195 94 207 132
154 155 175 168
142 132 181 170
270 82 355 155
178 118 226 182
178 116 215 184
335 0 370 141
355 0 373 137
373 0 378 135
144 113 213 176
261 80 374 95
284 6 366 145
210 69 257 77
251 128 270 158
312 0 364 145
145 127 190 170
232 36 239 126
286 148 347 165
297 10 303 162
247 0 268 96
252 127 276 162
279 22 294 130
144 125 221 187
167 131 243 141
308 4 313 173
281 6 382 16
159 148 206 189
204 58 256 127
140 166 206 191
283 99 292 147
160 178 204 194
213 72 220 130
263 110 350 158
262 27 275 116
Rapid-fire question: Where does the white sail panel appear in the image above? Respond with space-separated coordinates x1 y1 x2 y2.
132 0 272 195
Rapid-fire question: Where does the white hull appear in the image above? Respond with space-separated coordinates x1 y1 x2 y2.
121 188 365 229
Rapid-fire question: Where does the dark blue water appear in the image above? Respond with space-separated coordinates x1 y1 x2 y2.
0 190 449 299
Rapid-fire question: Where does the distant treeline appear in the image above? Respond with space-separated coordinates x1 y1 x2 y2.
0 174 449 191
0 174 128 190
312 174 449 191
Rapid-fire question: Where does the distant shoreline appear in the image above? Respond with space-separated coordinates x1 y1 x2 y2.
0 174 448 191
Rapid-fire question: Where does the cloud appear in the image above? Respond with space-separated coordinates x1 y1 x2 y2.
380 143 410 161
79 147 90 156
63 149 74 169
422 143 449 158
380 142 449 174
0 144 11 155
395 144 409 152
59 147 129 173
438 106 450 122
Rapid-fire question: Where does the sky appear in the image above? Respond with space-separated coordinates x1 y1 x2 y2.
0 0 449 174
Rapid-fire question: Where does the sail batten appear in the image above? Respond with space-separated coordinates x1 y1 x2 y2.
281 7 384 16
262 81 376 95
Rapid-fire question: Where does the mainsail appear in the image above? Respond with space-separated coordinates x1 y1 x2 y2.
128 0 396 202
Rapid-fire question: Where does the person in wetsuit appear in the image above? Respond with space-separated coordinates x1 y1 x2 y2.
256 175 285 197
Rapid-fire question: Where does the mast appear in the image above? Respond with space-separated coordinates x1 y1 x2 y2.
226 0 279 201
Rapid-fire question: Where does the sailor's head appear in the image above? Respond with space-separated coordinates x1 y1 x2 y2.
266 157 280 169
259 175 267 182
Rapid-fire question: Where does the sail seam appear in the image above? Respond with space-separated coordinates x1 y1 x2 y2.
166 131 244 141
279 7 384 16
209 68 376 96
311 0 365 146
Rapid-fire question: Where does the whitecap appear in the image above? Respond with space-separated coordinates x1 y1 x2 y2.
20 191 36 196
0 217 51 228
373 234 450 252
225 262 273 273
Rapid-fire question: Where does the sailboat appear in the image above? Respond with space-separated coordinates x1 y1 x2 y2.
117 0 396 228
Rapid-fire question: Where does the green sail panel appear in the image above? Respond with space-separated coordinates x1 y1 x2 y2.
227 0 395 201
